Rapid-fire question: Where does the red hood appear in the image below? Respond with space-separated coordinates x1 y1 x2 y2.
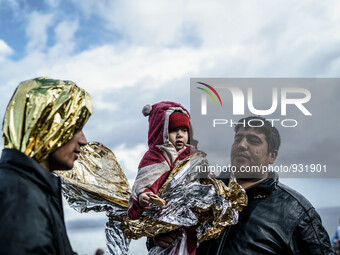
147 101 190 148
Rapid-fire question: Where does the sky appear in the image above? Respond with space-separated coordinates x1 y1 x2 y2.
1 0 340 253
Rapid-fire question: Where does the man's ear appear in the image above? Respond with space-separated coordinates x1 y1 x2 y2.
269 149 278 164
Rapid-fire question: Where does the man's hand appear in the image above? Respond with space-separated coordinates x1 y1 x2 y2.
138 192 153 209
153 228 182 248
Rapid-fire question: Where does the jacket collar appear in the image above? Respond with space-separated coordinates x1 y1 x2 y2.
0 148 61 197
244 172 279 200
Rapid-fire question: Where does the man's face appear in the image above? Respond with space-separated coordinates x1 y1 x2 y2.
43 131 87 171
169 127 189 151
230 127 277 178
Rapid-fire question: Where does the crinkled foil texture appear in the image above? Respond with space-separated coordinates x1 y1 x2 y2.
57 142 247 254
128 155 248 243
2 77 92 162
57 141 131 209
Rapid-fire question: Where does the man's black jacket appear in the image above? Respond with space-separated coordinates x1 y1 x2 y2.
197 173 335 255
0 149 75 254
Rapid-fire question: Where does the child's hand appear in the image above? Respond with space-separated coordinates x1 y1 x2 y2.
138 192 153 209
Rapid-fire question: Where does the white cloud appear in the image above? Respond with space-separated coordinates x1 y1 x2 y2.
111 143 148 189
67 1 312 48
26 11 54 52
48 19 78 57
2 0 340 97
64 0 340 79
112 143 147 176
18 44 218 94
0 40 13 59
92 97 118 112
102 1 190 46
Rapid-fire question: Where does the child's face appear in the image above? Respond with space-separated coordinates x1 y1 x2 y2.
169 127 189 151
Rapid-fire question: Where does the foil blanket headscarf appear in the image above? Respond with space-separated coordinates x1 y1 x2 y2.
128 101 200 220
2 77 92 162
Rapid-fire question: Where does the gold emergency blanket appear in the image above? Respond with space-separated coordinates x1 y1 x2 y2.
2 77 92 162
56 142 131 208
57 142 247 255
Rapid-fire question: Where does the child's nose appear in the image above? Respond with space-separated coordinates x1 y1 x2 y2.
177 131 184 137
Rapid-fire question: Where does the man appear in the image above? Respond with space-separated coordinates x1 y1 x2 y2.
0 77 92 254
153 116 334 254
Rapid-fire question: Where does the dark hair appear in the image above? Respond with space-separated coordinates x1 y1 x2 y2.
234 116 281 153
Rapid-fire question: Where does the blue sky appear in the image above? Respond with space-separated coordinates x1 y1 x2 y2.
1 0 340 253
0 0 116 54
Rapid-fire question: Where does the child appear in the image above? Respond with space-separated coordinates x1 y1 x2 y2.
128 101 199 254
